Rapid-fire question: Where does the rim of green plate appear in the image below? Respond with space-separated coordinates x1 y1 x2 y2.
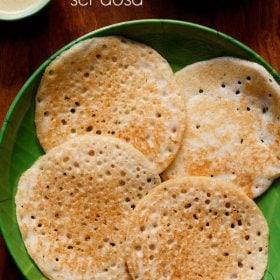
0 19 279 271
0 0 50 21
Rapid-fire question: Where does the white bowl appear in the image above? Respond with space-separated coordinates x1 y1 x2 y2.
0 0 50 21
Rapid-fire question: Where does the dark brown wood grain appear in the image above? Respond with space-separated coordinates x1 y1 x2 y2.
0 0 279 278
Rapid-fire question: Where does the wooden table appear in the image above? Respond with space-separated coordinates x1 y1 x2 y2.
0 0 279 278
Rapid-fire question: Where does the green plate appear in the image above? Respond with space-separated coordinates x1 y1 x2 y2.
0 19 279 280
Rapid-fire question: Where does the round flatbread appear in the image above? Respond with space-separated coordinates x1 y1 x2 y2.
35 36 186 173
163 57 280 198
15 135 161 280
125 176 268 280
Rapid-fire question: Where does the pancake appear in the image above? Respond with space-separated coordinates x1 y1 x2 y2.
163 57 280 198
125 176 268 280
35 36 186 173
15 135 161 280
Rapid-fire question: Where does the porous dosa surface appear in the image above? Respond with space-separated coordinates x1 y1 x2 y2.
35 36 186 173
163 57 280 198
126 177 268 280
15 135 161 280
